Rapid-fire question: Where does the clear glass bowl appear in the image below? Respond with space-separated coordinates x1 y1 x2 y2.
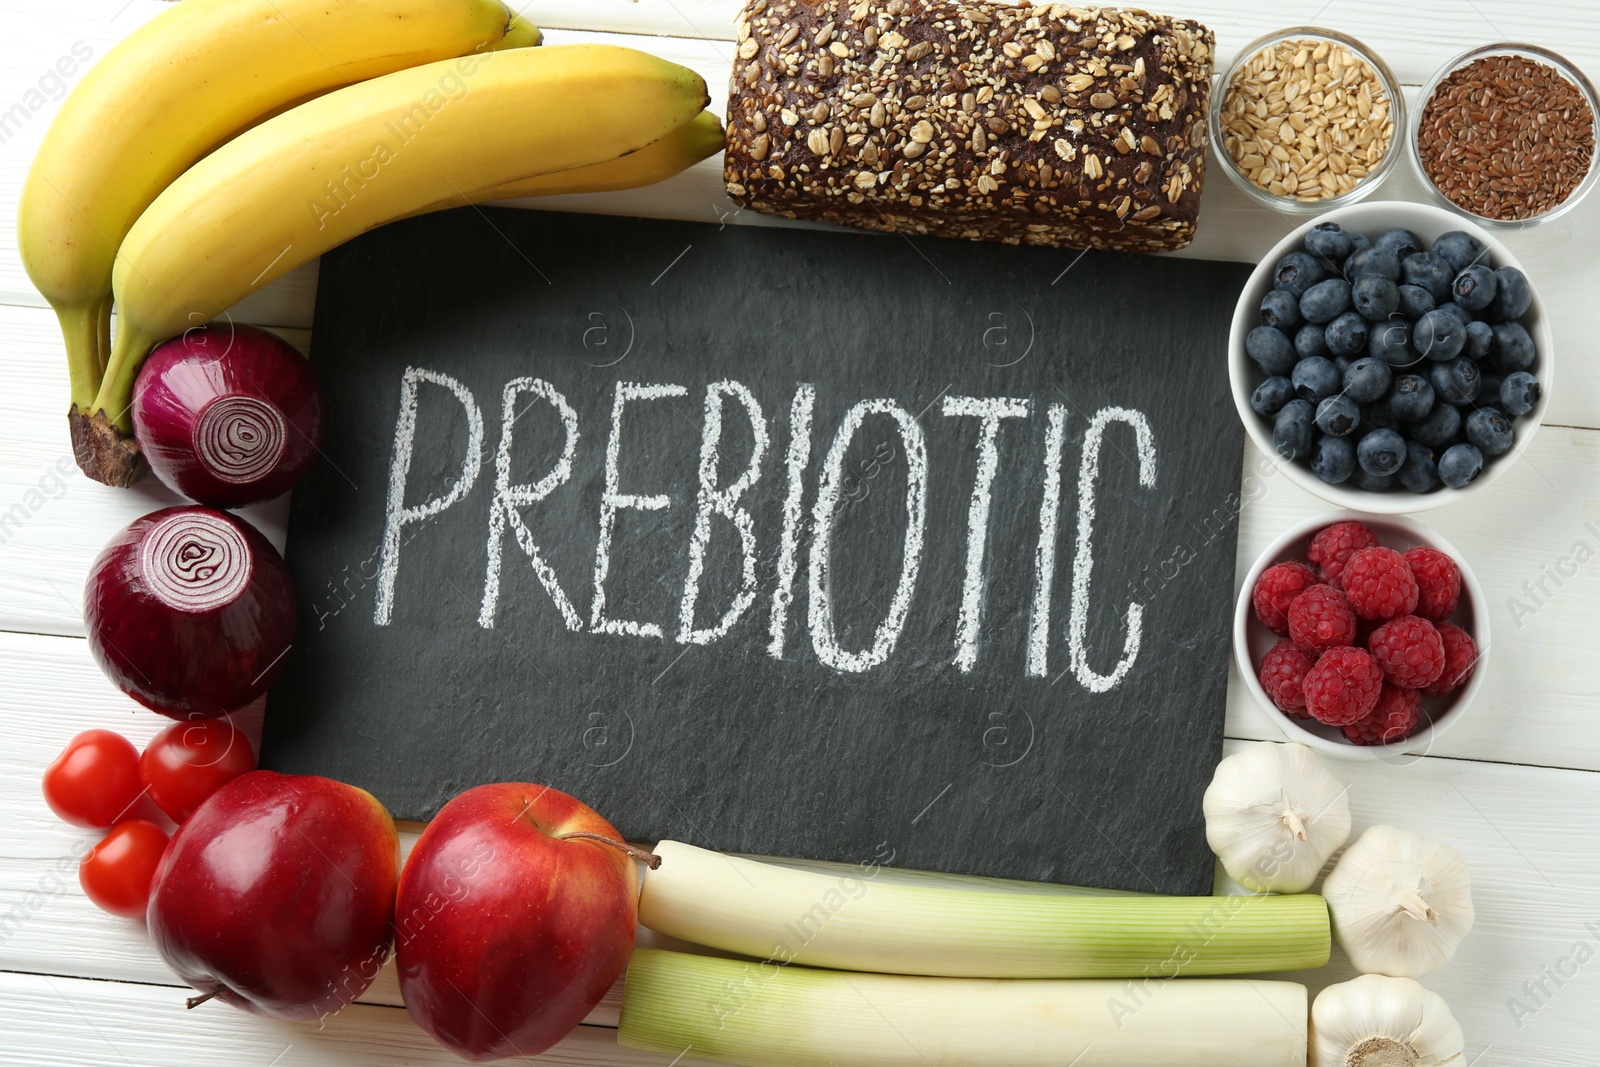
1408 43 1600 229
1208 28 1405 215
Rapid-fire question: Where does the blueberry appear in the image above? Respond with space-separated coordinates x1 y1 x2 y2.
1325 311 1371 357
1465 407 1514 456
1410 399 1462 447
1258 289 1300 331
1352 467 1397 492
1250 375 1295 417
1491 322 1536 372
1433 302 1474 327
1438 442 1484 488
1273 399 1315 460
1491 266 1533 321
1346 231 1373 255
1295 322 1332 360
1500 371 1541 417
1311 435 1357 484
1300 277 1352 324
1316 394 1361 436
1396 283 1437 321
1334 355 1354 376
1358 428 1407 476
1398 441 1441 493
1305 221 1354 260
1246 325 1297 376
1274 251 1326 298
1452 264 1498 311
1401 251 1456 301
1433 230 1489 273
1293 356 1342 403
1414 309 1467 361
1464 320 1494 360
1387 374 1435 422
1351 273 1400 322
1374 228 1424 262
1343 356 1392 403
1367 318 1417 366
1344 246 1402 282
1430 357 1481 405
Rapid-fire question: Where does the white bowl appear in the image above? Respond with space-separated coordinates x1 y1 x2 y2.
1228 200 1553 514
1233 511 1489 762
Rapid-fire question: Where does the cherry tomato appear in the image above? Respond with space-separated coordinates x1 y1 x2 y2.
139 718 256 823
42 729 144 828
79 819 169 919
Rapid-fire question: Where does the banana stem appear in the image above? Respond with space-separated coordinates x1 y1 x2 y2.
72 324 154 486
94 326 156 434
95 295 113 381
56 302 102 410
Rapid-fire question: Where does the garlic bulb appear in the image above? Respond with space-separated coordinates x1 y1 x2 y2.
1323 825 1474 977
1203 742 1351 893
1310 974 1464 1067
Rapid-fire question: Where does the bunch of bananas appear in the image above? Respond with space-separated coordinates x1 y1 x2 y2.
18 0 718 487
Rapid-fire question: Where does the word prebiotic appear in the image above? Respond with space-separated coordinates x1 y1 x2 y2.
373 367 1157 692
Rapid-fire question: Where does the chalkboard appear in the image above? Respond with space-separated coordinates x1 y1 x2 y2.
262 207 1251 896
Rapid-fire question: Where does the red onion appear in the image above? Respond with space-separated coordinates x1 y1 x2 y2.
132 323 324 508
84 506 296 720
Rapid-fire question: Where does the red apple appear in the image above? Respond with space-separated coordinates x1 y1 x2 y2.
396 783 644 1061
147 770 399 1019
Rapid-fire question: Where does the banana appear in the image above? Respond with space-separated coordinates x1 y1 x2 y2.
17 0 535 470
480 110 725 200
79 45 709 486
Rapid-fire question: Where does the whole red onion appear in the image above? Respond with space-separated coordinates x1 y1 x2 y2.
132 323 324 508
84 506 296 720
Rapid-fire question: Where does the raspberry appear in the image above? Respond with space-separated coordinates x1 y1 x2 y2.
1303 646 1384 726
1343 684 1423 745
1404 547 1462 621
1422 623 1479 698
1252 561 1319 635
1342 547 1420 620
1368 615 1445 689
1259 640 1318 715
1287 584 1358 651
1307 521 1378 585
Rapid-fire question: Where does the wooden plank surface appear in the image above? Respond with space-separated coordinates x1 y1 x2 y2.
1 0 1598 1065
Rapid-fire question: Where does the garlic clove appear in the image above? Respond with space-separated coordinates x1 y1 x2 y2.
1323 825 1475 978
1203 742 1352 894
1310 974 1465 1067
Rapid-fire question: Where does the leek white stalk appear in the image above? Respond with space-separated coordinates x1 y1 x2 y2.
639 841 1330 978
618 948 1309 1067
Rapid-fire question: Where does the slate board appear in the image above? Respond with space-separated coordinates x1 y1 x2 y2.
261 207 1250 896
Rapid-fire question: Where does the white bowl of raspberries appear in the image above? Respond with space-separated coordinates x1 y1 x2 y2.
1234 513 1487 758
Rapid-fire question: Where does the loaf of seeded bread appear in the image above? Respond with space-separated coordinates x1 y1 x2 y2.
724 0 1214 252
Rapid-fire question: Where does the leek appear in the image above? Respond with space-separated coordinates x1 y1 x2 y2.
618 948 1309 1067
638 841 1329 978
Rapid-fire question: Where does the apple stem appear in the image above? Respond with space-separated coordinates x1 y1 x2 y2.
185 989 220 1010
556 831 662 870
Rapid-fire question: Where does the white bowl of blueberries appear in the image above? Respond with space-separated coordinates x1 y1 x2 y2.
1229 201 1551 513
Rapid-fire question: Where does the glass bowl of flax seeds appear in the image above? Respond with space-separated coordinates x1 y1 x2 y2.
1411 44 1599 228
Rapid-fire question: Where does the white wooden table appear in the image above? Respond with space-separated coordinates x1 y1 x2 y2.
2 2 1597 1064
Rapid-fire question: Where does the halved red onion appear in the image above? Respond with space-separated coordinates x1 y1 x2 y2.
84 506 296 720
132 323 324 508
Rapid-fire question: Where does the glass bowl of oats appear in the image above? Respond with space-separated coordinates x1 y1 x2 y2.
1409 43 1599 229
1209 28 1404 214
